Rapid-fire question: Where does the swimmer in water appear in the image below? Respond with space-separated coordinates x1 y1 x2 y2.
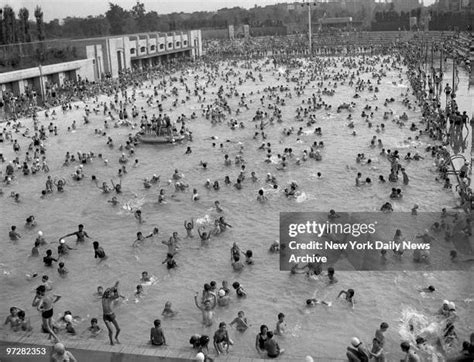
327 267 338 284
184 219 194 238
269 240 280 253
135 285 144 298
198 227 211 243
306 298 331 307
59 224 91 243
230 311 250 332
132 232 152 248
161 301 177 318
134 209 144 224
108 196 119 206
9 226 21 241
214 200 223 212
337 289 355 308
274 313 286 336
194 292 217 326
162 253 177 269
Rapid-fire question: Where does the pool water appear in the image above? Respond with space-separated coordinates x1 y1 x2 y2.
0 56 473 360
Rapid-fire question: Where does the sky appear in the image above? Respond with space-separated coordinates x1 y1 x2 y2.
4 0 436 22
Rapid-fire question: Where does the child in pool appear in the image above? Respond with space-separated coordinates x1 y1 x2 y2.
306 298 331 307
230 311 250 332
161 301 177 317
274 313 286 336
337 289 355 308
84 318 101 337
135 285 144 298
232 282 246 297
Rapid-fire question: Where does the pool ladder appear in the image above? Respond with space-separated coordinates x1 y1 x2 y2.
446 154 472 211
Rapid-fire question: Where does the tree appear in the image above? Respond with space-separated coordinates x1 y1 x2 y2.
132 1 147 32
0 8 4 45
34 6 45 41
3 6 17 44
106 3 134 35
18 8 31 43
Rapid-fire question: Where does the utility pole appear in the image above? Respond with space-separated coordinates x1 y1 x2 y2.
302 1 317 56
308 3 312 55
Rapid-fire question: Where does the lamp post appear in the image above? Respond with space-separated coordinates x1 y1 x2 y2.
302 1 317 56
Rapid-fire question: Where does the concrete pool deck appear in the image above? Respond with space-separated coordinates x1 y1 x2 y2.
0 334 345 361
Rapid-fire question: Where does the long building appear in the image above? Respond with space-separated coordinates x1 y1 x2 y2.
0 30 202 102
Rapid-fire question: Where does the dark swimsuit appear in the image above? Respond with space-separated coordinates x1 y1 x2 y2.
103 312 115 322
42 309 53 319
258 334 267 350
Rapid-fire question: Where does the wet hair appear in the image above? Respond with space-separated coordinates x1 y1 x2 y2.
245 250 253 258
153 319 161 327
278 313 285 319
93 241 99 248
328 267 335 275
91 318 98 324
199 335 210 346
260 325 268 333
267 331 274 339
306 299 313 305
380 322 389 329
427 285 435 292
232 281 240 289
400 341 411 351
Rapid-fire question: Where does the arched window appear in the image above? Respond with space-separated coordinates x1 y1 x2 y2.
140 46 146 53
176 41 180 47
168 42 173 48
130 48 136 55
159 44 164 50
183 40 187 46
150 45 156 51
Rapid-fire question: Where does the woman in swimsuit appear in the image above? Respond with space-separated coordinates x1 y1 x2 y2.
255 324 269 354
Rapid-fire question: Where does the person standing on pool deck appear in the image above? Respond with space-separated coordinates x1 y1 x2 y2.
102 281 121 345
59 224 91 243
32 285 61 343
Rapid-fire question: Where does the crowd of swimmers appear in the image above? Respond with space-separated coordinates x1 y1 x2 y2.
1 33 473 362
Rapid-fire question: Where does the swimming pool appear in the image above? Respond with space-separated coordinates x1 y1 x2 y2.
0 56 473 360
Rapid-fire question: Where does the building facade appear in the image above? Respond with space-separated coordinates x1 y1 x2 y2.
0 30 202 101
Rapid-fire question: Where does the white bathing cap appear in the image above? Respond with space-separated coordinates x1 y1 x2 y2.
351 337 361 347
64 314 73 323
195 352 205 361
305 356 314 362
60 239 65 244
53 343 65 354
38 231 43 236
218 289 225 297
